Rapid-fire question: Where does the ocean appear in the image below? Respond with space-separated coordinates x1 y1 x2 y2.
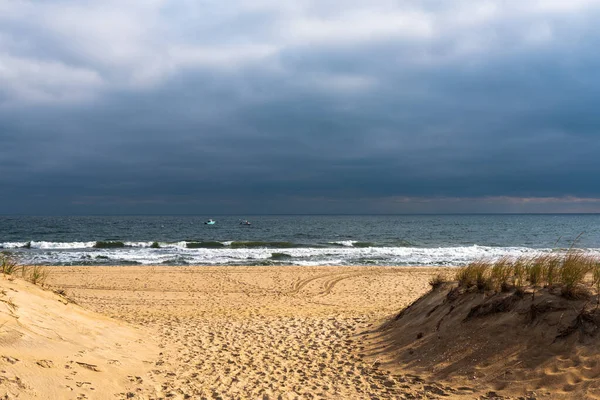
1 214 599 266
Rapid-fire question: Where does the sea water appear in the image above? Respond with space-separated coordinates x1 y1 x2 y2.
1 214 599 266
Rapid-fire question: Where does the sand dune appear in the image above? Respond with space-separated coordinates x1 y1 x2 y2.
0 276 158 399
368 281 600 399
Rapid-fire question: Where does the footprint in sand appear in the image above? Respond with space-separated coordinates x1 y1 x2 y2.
2 356 19 364
36 359 54 368
76 362 101 372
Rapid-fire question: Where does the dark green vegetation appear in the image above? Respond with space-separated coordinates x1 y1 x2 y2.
230 241 297 248
93 241 125 248
269 252 293 260
186 241 225 248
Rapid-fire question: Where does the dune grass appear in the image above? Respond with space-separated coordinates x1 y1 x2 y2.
25 265 49 286
1 253 49 286
593 262 600 306
1 253 19 276
428 274 447 289
544 255 562 286
455 251 600 299
560 253 596 298
490 257 513 292
527 255 547 287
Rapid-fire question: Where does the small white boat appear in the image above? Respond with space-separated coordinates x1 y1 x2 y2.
204 219 216 225
240 219 251 226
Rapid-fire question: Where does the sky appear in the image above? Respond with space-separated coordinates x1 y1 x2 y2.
1 0 600 214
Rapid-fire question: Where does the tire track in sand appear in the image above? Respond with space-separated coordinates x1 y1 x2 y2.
288 272 348 295
290 270 386 297
318 272 371 296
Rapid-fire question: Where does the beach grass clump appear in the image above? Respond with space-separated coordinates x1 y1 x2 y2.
455 266 475 288
453 251 600 300
527 255 549 287
20 265 30 280
0 294 18 314
593 262 600 305
512 258 527 293
25 265 49 286
560 252 595 298
1 253 20 276
0 253 48 286
475 263 493 291
429 274 447 289
456 261 492 291
490 257 514 292
543 254 562 286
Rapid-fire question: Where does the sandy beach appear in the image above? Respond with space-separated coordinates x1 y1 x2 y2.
3 265 462 399
9 263 599 399
4 264 600 399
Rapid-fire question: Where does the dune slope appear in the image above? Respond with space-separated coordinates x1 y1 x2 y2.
368 283 600 399
0 277 158 400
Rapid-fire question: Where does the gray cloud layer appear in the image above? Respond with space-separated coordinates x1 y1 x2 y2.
2 0 600 214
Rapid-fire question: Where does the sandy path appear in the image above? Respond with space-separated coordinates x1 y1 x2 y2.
46 266 458 399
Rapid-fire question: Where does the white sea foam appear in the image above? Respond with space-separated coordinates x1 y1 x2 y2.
1 242 28 249
1 241 96 249
124 241 155 248
34 241 97 249
328 240 358 247
11 244 600 267
159 241 190 249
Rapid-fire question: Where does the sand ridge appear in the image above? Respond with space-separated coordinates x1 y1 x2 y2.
0 276 159 399
368 281 600 400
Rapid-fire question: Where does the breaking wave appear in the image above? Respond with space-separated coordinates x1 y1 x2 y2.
3 241 600 267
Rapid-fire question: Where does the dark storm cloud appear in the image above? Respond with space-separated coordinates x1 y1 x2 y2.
2 0 600 214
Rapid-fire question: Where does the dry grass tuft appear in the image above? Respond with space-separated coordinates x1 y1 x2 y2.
490 257 513 292
544 254 562 286
456 261 492 292
25 265 49 286
429 274 447 290
594 262 600 306
53 288 78 305
527 256 548 287
560 253 595 298
455 266 473 288
512 258 527 290
455 252 600 300
0 288 18 317
1 253 20 276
